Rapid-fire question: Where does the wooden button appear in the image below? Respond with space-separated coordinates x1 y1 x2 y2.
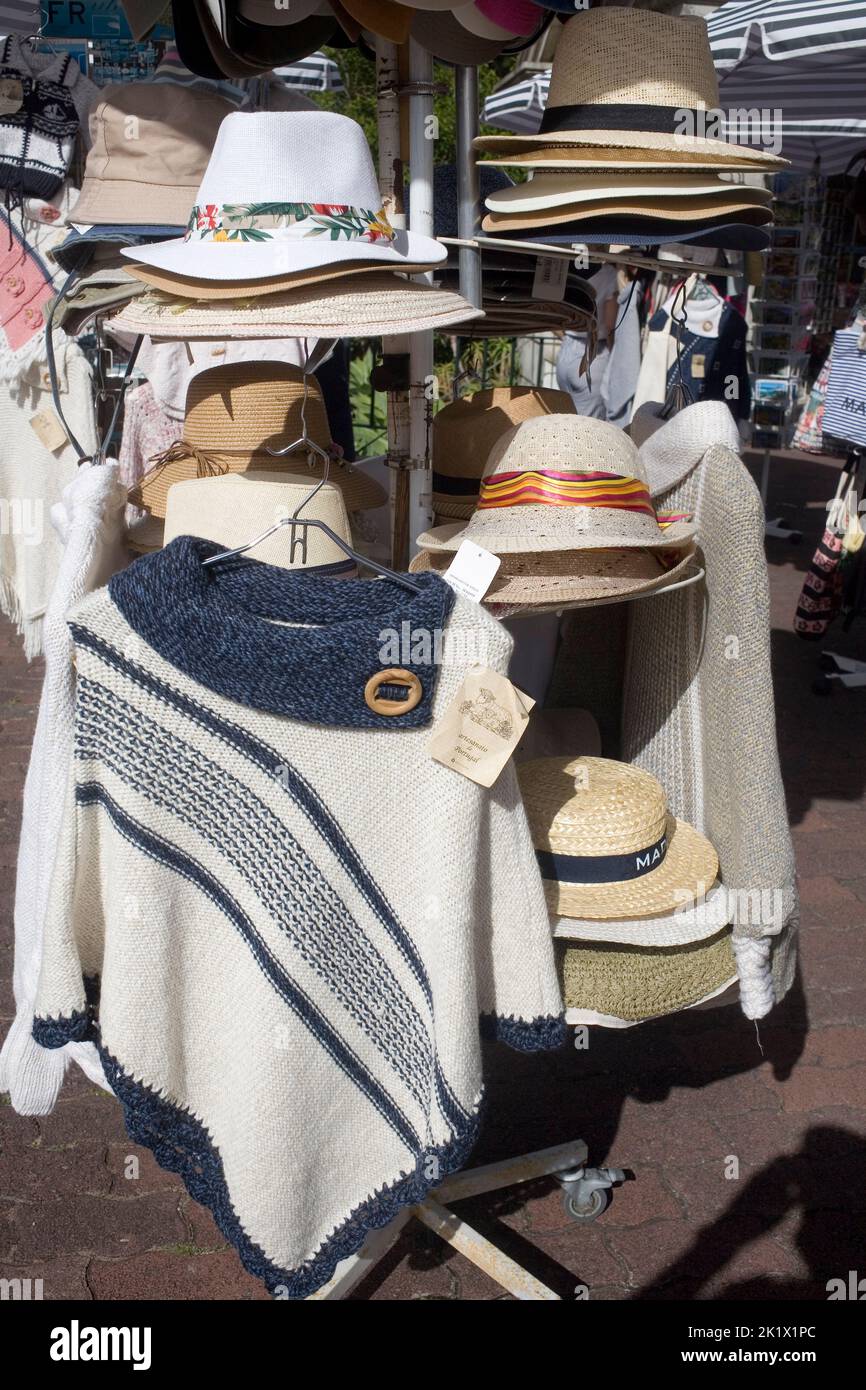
364 667 423 716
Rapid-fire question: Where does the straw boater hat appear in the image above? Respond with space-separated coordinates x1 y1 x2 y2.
111 273 481 340
518 756 719 921
121 111 446 281
163 472 359 573
408 542 697 608
127 362 387 518
557 929 737 1023
430 387 577 522
415 415 696 554
473 5 788 167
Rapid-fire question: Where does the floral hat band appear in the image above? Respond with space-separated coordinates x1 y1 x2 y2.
185 198 398 246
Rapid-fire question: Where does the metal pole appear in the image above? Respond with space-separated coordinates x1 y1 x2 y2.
406 37 435 563
455 65 482 310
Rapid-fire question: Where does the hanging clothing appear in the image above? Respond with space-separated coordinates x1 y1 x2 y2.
0 182 78 375
0 332 97 657
117 380 181 493
555 263 619 419
0 461 128 1114
632 282 751 422
31 540 564 1297
0 37 100 147
604 278 642 428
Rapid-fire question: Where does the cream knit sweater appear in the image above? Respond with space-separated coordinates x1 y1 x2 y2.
32 538 564 1297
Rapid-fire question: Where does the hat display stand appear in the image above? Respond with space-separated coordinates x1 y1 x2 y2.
14 5 801 1311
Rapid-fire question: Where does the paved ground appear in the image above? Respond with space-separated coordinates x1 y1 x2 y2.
1 448 865 1301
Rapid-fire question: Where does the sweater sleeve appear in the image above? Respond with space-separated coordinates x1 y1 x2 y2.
31 763 98 1050
474 759 566 1052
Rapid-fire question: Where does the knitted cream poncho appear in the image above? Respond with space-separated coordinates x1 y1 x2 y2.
32 538 565 1297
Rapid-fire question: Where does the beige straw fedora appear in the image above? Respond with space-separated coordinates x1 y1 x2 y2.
478 146 783 173
127 362 387 518
431 387 577 522
125 257 434 301
518 756 719 921
484 173 773 215
481 194 772 235
163 473 358 572
472 6 788 167
557 929 736 1023
415 415 696 554
408 541 697 608
109 275 482 340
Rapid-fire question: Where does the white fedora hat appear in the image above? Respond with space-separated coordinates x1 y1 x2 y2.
415 415 695 555
122 111 446 281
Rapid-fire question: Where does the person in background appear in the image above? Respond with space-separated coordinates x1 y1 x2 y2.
556 261 620 418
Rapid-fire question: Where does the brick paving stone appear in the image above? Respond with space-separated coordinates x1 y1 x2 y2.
0 450 864 1300
0 1253 92 1301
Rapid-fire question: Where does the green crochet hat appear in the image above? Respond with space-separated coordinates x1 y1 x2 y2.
558 926 737 1023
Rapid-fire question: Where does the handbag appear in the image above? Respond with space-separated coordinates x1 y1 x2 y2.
822 322 866 450
794 461 862 640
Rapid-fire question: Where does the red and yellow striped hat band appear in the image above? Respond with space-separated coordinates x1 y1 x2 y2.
477 469 656 517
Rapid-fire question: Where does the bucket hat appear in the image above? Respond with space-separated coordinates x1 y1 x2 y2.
518 756 719 920
109 273 482 340
122 111 446 280
472 6 788 167
128 362 387 517
409 541 697 609
558 928 737 1023
429 386 577 521
52 225 186 274
71 82 235 228
415 415 695 554
164 472 359 573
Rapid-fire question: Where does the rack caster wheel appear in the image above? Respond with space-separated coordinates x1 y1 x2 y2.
563 1187 608 1222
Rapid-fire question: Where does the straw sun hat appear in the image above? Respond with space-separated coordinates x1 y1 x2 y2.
122 111 445 281
110 274 482 340
125 257 434 301
415 415 696 554
473 5 788 167
127 362 387 519
518 757 719 921
408 542 697 609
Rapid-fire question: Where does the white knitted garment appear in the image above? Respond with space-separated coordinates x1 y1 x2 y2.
0 334 97 658
32 541 564 1297
0 461 128 1112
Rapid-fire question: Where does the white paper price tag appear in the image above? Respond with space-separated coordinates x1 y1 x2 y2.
443 540 501 603
532 256 569 303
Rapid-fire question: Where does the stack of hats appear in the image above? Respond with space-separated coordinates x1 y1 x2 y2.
474 6 786 253
518 756 734 1025
126 361 386 554
406 0 548 66
110 111 481 341
429 386 576 526
410 414 697 612
427 165 596 337
54 82 234 275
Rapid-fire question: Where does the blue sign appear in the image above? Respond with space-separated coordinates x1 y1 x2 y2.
41 1 173 39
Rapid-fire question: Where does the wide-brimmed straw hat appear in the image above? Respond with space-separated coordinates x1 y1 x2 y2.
127 362 387 517
558 928 736 1022
415 415 695 554
122 111 446 281
473 6 788 167
478 145 782 173
481 192 772 234
518 756 719 920
110 273 482 339
484 173 772 215
71 82 234 228
409 541 697 608
125 257 433 301
430 386 577 521
163 472 359 572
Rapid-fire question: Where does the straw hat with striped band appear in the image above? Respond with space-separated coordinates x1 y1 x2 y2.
431 387 577 522
109 274 482 340
415 415 695 554
127 362 386 518
518 757 719 921
409 541 697 608
472 6 787 167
